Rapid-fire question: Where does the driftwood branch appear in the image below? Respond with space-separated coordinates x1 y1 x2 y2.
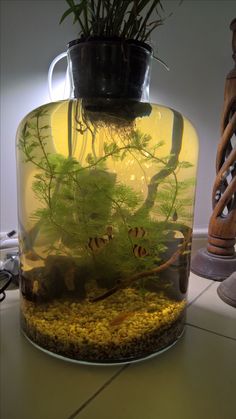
91 226 192 303
134 109 184 217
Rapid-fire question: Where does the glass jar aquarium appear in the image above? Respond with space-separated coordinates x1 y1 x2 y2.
17 40 199 364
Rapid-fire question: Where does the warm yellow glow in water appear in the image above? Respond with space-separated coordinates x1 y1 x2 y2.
17 99 198 363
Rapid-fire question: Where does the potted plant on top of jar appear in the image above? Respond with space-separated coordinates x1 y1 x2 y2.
60 0 165 105
17 0 199 364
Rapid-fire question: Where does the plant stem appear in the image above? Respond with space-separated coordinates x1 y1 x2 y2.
136 0 161 40
36 116 54 209
83 2 89 35
164 171 178 222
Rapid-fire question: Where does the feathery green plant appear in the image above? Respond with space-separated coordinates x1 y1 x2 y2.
18 104 194 294
18 108 193 255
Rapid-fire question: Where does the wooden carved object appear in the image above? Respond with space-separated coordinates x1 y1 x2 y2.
207 18 236 257
191 18 236 281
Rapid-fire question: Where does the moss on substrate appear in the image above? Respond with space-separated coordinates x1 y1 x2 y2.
21 287 186 363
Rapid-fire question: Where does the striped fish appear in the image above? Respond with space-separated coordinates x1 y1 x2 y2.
128 227 147 238
88 226 113 253
88 237 109 253
133 244 149 258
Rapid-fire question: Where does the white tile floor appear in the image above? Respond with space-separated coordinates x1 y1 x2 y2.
1 269 236 419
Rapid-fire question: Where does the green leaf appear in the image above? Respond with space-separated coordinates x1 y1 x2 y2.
59 7 74 24
60 0 89 33
59 0 172 42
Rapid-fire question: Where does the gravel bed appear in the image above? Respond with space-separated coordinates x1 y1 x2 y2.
21 287 186 363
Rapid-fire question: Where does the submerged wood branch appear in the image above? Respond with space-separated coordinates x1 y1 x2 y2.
91 226 192 303
134 109 184 217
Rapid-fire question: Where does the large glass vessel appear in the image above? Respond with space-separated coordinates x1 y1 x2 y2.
17 40 198 363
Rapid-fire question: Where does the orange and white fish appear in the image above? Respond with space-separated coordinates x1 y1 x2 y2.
133 244 149 257
128 227 147 238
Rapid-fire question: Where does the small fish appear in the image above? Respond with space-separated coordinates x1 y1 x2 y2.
88 226 114 253
133 244 148 257
110 312 135 327
128 227 147 238
88 237 109 253
172 210 178 222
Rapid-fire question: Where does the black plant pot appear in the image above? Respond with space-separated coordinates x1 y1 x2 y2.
67 38 152 101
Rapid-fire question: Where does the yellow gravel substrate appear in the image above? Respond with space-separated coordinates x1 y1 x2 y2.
21 287 186 362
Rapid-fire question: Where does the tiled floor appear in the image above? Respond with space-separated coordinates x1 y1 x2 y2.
1 268 236 419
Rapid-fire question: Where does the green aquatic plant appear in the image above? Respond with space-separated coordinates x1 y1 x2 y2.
18 105 193 296
91 226 192 302
154 176 196 223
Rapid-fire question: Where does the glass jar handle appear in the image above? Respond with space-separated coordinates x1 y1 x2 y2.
48 52 72 101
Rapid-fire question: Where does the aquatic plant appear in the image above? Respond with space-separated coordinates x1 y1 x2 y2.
18 103 194 299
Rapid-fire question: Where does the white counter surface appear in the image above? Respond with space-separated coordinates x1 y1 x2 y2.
1 272 236 419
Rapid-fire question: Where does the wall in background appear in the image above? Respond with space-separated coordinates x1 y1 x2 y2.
0 0 235 233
